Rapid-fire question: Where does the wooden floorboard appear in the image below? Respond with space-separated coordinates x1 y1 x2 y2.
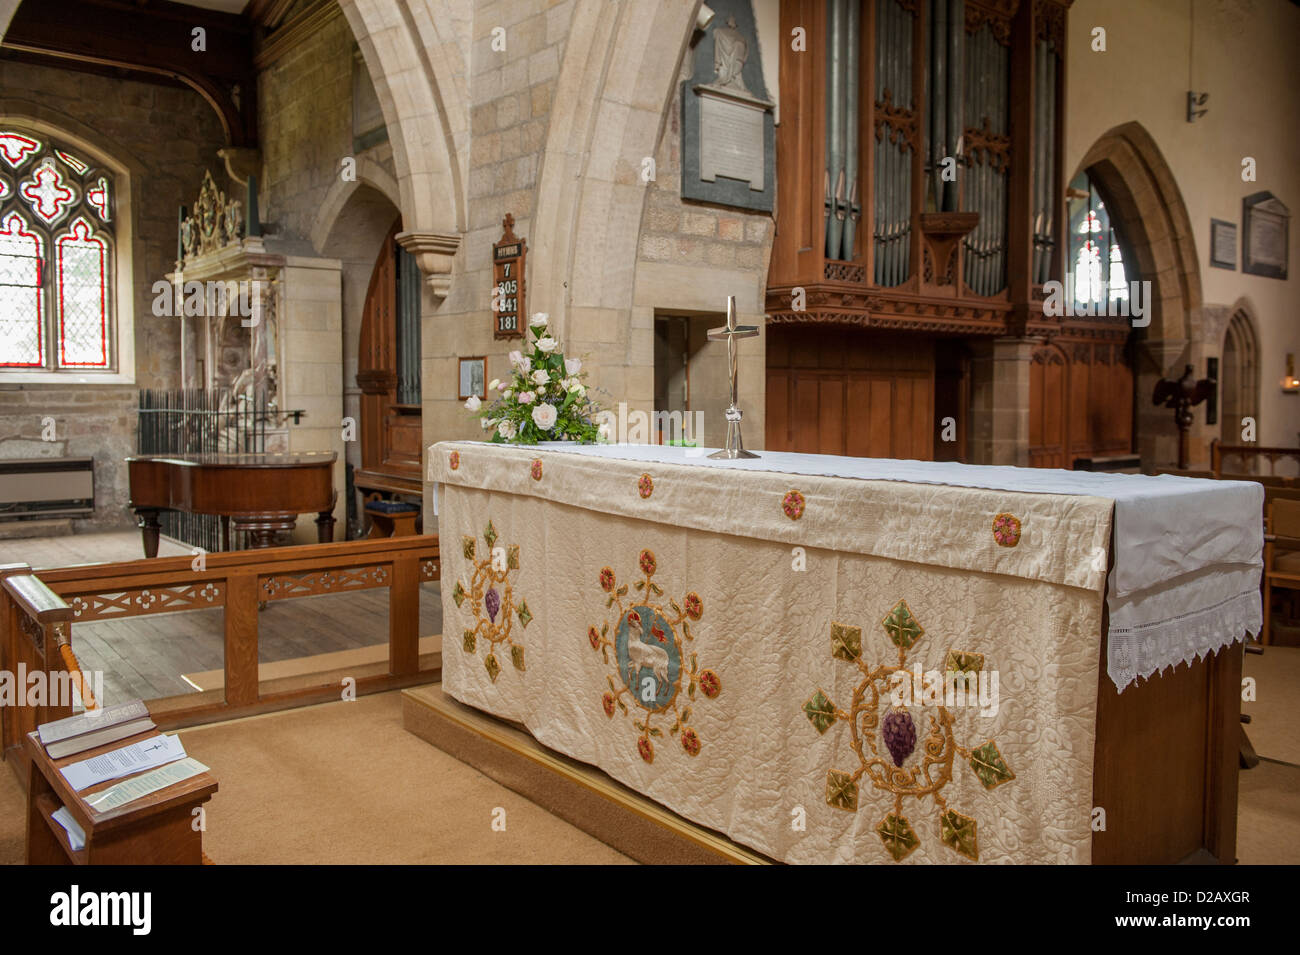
3 531 443 705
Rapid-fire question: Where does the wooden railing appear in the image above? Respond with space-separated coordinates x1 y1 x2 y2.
1212 439 1300 481
0 535 440 773
0 564 77 775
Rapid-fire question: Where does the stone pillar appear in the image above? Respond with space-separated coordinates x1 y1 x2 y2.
968 337 1035 466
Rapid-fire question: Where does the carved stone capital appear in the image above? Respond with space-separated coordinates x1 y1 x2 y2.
395 230 462 301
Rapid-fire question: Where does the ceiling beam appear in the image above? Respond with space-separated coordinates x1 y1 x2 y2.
2 0 257 147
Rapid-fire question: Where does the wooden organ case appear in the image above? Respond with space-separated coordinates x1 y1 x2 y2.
354 222 425 504
767 0 1134 466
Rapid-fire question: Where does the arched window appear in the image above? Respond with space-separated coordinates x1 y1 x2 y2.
0 128 117 373
1067 171 1131 313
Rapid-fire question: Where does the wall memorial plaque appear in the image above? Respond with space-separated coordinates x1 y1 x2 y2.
1210 218 1236 270
1242 191 1289 280
493 213 526 339
681 0 774 212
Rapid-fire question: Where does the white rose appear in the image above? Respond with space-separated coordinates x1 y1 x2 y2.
531 402 558 431
488 378 500 392
507 350 522 367
530 312 549 328
568 381 585 397
535 337 558 354
464 395 481 411
502 389 512 400
480 417 493 431
531 369 548 386
518 390 535 404
498 419 517 439
564 357 581 375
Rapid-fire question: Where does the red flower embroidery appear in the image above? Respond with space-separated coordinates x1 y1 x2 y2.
530 459 543 481
599 566 615 592
683 592 703 620
637 735 654 763
588 625 601 650
448 450 460 470
651 624 666 643
602 692 616 718
639 549 656 576
680 728 701 757
782 489 806 521
637 472 654 499
698 669 721 698
992 513 1022 548
627 609 641 628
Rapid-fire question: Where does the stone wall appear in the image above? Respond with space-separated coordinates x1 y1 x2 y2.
422 0 574 448
0 58 227 531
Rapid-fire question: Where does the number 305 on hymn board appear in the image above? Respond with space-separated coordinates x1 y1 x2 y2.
492 213 526 340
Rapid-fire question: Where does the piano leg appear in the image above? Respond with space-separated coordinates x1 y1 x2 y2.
316 510 336 543
136 509 161 559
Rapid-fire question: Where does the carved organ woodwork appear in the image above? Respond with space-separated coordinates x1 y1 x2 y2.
355 221 424 497
770 0 1128 465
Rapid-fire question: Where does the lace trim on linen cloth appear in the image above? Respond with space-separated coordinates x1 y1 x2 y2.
1107 584 1261 693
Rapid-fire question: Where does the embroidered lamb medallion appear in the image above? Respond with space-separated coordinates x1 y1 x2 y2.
588 549 719 763
803 599 1014 862
452 520 530 681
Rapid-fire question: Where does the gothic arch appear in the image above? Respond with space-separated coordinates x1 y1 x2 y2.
336 0 468 239
310 156 401 256
530 0 700 347
1073 121 1202 345
1220 300 1261 445
1072 122 1204 466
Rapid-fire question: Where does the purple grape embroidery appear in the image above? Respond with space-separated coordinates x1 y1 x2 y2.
484 587 500 623
882 709 916 767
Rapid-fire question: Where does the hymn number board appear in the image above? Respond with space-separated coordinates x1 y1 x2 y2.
493 213 527 339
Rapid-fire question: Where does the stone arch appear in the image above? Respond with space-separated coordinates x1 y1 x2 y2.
310 156 401 255
1072 122 1204 466
315 179 403 493
1074 121 1201 344
530 0 700 355
337 0 468 236
1220 299 1261 446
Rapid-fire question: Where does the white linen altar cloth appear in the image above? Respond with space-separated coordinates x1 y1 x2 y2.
432 442 1262 691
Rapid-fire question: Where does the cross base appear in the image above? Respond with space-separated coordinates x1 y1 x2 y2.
708 406 760 460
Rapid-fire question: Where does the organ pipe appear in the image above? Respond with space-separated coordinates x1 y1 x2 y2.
825 0 847 259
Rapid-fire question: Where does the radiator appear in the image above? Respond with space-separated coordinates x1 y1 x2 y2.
0 457 95 519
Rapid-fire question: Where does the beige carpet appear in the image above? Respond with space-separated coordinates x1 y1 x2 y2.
1243 645 1300 766
0 690 630 865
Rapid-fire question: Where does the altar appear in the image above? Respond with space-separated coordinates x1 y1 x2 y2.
429 441 1261 864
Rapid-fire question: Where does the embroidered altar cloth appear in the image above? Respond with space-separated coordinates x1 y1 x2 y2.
430 442 1261 864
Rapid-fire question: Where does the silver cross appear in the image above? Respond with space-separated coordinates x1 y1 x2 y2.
706 295 759 459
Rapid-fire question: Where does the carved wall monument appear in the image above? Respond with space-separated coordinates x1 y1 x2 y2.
681 0 775 212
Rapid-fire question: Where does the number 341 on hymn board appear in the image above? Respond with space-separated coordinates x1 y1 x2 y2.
492 213 526 340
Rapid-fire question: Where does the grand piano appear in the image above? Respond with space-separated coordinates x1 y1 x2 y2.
126 452 338 557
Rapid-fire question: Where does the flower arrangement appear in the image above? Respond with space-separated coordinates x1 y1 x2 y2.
464 312 605 444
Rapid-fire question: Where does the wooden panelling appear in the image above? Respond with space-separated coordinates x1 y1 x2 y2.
1030 340 1133 468
766 325 935 458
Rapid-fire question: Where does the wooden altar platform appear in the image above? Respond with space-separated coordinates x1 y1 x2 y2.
402 685 771 865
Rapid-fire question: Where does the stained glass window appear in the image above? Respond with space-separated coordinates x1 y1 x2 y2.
0 129 115 372
1067 171 1132 314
